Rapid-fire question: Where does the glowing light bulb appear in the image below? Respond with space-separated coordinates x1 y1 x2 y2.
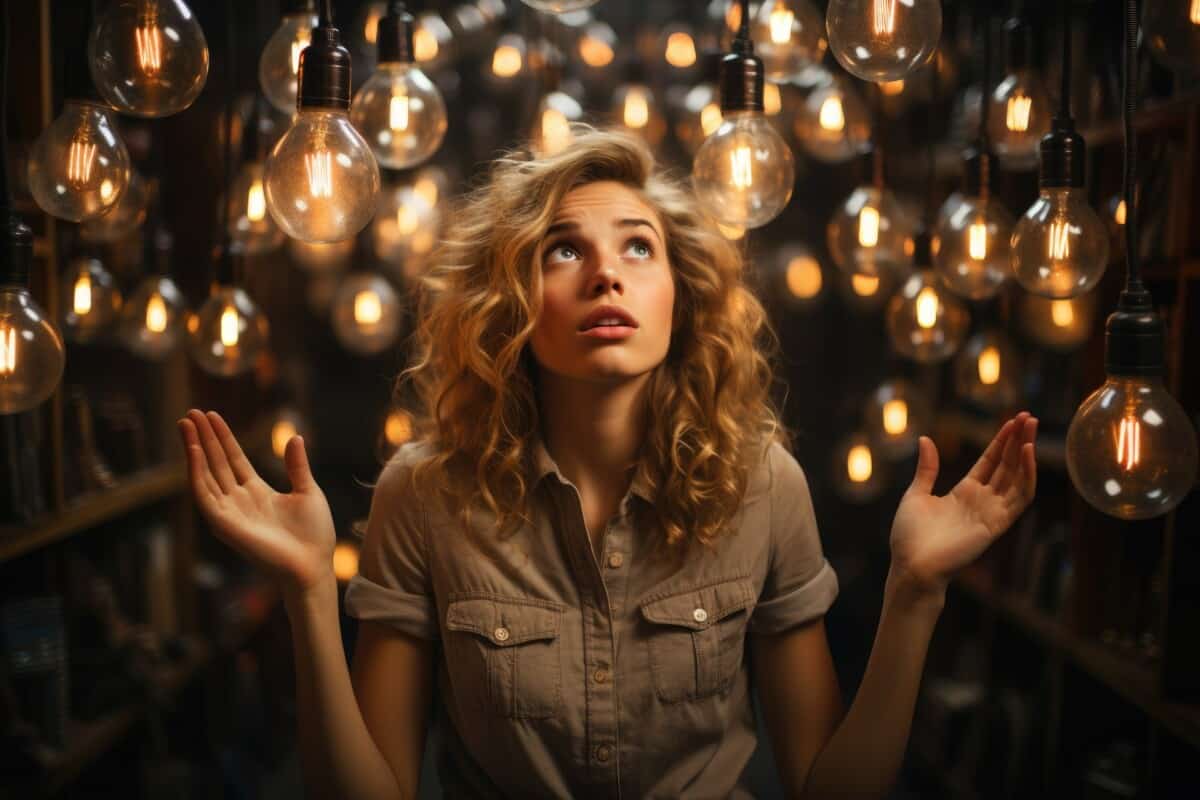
272 417 298 458
519 0 600 12
882 400 907 434
664 29 697 69
288 236 356 273
331 273 401 355
333 540 361 581
88 0 209 117
827 185 915 277
977 345 1001 385
955 330 1021 410
934 195 1014 300
819 95 846 130
794 79 871 164
752 0 827 82
886 268 969 363
852 273 879 296
915 288 938 328
80 169 149 244
187 285 269 377
531 91 583 157
0 278 66 415
826 0 942 82
227 161 285 255
578 23 615 69
865 379 931 458
372 181 438 270
786 253 823 299
1018 291 1096 352
119 274 185 359
384 408 414 446
988 70 1052 169
693 111 795 229
833 432 887 502
491 34 526 79
1012 187 1109 299
1144 0 1200 75
60 258 122 343
612 83 666 146
1113 198 1127 226
259 4 318 114
847 444 873 482
350 62 447 170
28 101 131 222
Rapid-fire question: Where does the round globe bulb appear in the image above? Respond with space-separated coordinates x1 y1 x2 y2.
838 266 899 313
611 83 667 146
28 101 130 223
1143 0 1200 76
792 78 872 164
330 272 402 356
259 9 318 114
186 285 269 377
1066 375 1199 520
827 185 915 278
987 69 1052 170
61 257 123 343
264 109 381 244
772 243 827 310
752 0 827 82
350 62 448 170
933 194 1014 300
530 91 584 158
693 111 795 229
80 169 149 244
372 182 439 273
832 431 888 503
88 0 209 118
886 269 970 363
826 0 942 82
864 379 932 459
228 161 285 255
0 287 66 414
954 330 1022 411
118 274 186 360
1017 292 1096 352
674 80 724 156
1011 188 1109 299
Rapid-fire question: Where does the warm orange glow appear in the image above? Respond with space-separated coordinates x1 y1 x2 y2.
414 25 438 62
978 346 1001 385
1006 93 1033 132
819 95 845 131
730 146 754 190
968 222 989 260
396 203 420 235
332 541 360 581
786 255 822 299
220 306 240 347
847 444 873 483
1048 220 1071 260
539 108 572 155
1114 199 1127 225
579 35 613 68
1115 413 1142 470
135 24 163 74
763 82 782 116
492 44 522 77
67 137 98 186
271 418 297 458
73 273 93 316
1051 300 1075 328
389 92 410 131
305 151 333 198
385 409 413 446
872 0 897 36
0 325 15 375
353 290 383 326
769 4 795 44
247 179 266 222
290 34 309 74
364 7 383 44
858 206 881 248
915 287 939 329
622 89 650 129
882 399 909 435
717 221 745 240
664 32 696 68
1192 0 1200 24
880 80 905 96
851 273 880 296
100 179 116 201
145 293 168 333
700 103 723 137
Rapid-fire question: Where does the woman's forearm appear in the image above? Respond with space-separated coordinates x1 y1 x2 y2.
801 566 945 800
284 576 407 800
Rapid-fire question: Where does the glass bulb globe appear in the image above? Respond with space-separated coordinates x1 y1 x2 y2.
520 0 599 12
412 11 455 70
228 161 285 255
826 0 942 82
265 406 312 460
1143 0 1200 76
1011 188 1109 299
186 285 269 378
832 431 888 503
485 33 528 87
530 91 584 158
288 236 356 273
674 80 724 156
838 266 899 313
1017 292 1096 352
372 182 439 271
793 78 872 164
61 257 123 343
658 24 699 73
0 287 66 414
27 101 130 223
88 0 209 118
350 62 447 170
1066 375 1199 520
864 379 931 459
886 269 969 363
934 195 1014 300
693 111 795 229
987 69 1052 170
118 274 186 359
79 169 149 244
330 272 402 356
264 109 381 244
954 330 1022 411
259 8 318 114
771 243 827 310
753 0 827 82
611 83 667 146
827 185 915 278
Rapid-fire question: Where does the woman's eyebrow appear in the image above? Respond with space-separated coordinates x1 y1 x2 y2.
617 218 663 243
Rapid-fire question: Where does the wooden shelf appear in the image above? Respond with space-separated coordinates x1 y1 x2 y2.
0 464 188 564
953 567 1200 751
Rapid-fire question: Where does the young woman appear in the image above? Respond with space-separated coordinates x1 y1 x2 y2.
177 127 1038 799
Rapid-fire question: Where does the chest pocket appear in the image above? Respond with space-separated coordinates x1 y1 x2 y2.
445 595 563 720
638 577 755 703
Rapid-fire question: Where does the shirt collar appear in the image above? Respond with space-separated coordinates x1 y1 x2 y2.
531 430 654 505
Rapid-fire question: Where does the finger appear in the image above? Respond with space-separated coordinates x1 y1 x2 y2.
906 436 940 496
989 412 1031 494
966 417 1016 484
285 435 317 493
178 419 222 501
1021 442 1037 499
207 410 258 485
188 409 237 493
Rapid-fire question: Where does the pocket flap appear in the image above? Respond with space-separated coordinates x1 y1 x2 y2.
445 596 561 647
640 577 755 630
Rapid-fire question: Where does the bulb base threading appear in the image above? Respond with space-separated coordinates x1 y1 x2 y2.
377 3 415 64
0 211 33 287
719 51 764 113
297 24 352 110
1039 117 1087 188
1105 287 1166 376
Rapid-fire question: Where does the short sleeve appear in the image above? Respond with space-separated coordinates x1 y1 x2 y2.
748 443 839 635
343 445 439 640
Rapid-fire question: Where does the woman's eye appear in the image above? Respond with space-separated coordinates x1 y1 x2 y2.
547 244 579 262
627 240 653 258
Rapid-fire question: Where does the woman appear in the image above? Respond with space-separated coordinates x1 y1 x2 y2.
177 127 1038 799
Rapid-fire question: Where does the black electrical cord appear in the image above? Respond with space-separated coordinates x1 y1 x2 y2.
320 0 334 28
978 2 991 149
925 60 939 226
0 0 10 209
1059 0 1072 120
735 0 750 49
1121 0 1139 290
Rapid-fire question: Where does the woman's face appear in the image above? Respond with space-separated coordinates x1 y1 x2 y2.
529 180 675 385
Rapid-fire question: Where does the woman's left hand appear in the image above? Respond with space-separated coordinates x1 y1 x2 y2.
889 412 1039 597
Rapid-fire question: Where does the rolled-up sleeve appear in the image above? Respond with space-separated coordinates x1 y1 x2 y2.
748 443 839 635
344 447 439 640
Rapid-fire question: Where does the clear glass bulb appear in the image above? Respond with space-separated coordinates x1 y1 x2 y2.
611 83 667 147
228 161 285 255
1143 0 1200 76
1011 187 1109 299
1017 292 1096 352
61 257 123 343
288 236 356 273
753 0 827 82
351 62 447 170
412 11 455 70
485 33 528 86
886 269 969 363
693 111 795 229
832 431 888 503
933 194 1014 300
987 69 1052 170
827 185 914 277
792 78 872 164
658 24 699 73
264 109 381 244
27 101 130 222
954 329 1022 411
826 0 942 82
0 286 66 414
372 181 439 272
530 91 584 158
674 80 724 156
1067 375 1199 520
576 22 617 76
838 266 898 313
259 9 318 114
771 243 827 310
80 169 149 244
88 0 209 118
864 379 931 459
330 272 402 356
265 406 311 460
186 285 270 377
520 0 599 12
118 274 186 360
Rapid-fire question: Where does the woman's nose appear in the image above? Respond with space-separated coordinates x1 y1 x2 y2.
590 265 622 295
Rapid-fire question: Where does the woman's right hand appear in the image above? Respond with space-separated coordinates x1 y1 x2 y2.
177 409 336 598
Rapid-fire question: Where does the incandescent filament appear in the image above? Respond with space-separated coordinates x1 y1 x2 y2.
305 151 334 198
0 325 15 374
1048 219 1071 261
146 292 168 333
968 222 989 260
819 95 846 132
730 146 754 190
915 287 939 329
1115 407 1142 471
247 179 267 222
770 3 795 44
220 305 240 347
389 90 410 132
354 290 383 326
136 4 163 75
882 399 908 435
291 35 309 76
847 444 873 483
977 346 1001 386
858 206 881 248
73 272 93 316
872 0 897 36
1006 93 1033 133
67 135 98 187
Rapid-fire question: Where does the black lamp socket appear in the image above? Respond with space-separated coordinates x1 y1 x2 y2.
0 212 33 287
1105 287 1166 376
297 25 352 111
1039 117 1087 189
378 3 416 64
719 51 764 113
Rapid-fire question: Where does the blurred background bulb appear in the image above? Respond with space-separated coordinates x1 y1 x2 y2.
60 257 123 343
825 0 942 82
330 272 402 355
259 1 319 114
0 286 66 414
658 23 699 73
265 407 311 460
228 161 285 255
351 62 447 170
838 265 898 312
265 109 381 243
186 284 270 377
1017 291 1096 352
530 91 584 157
1011 187 1109 298
372 182 438 275
27 101 130 222
611 82 667 147
520 0 600 12
955 329 1022 411
832 431 888 503
487 33 528 86
771 243 827 310
864 379 931 459
753 0 827 82
934 194 1014 300
576 22 617 74
886 268 969 363
88 0 209 117
119 273 186 359
1067 375 1199 520
988 70 1051 170
693 112 795 229
382 407 415 454
80 169 149 244
288 236 355 273
1143 0 1200 75
827 185 914 278
793 78 871 163
411 11 455 70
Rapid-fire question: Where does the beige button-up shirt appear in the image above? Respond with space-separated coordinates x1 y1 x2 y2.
344 433 839 798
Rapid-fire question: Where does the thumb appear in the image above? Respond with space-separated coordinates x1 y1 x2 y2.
285 435 317 493
907 436 939 496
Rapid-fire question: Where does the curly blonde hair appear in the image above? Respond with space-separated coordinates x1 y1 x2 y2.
393 125 792 554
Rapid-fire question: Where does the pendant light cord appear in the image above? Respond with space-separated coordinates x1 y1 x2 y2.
1059 0 1072 120
0 0 10 209
1122 0 1139 290
320 0 334 28
978 1 991 150
734 0 751 53
925 58 939 226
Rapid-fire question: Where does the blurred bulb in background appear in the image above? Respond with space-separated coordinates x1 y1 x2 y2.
838 263 898 312
288 236 356 273
530 91 584 157
576 21 617 77
119 273 186 359
886 266 969 364
1017 292 1096 352
771 243 826 310
228 161 286 255
865 379 931 459
659 23 699 73
611 81 667 147
331 272 402 355
0 282 66 414
1143 0 1200 76
753 0 827 82
80 169 149 244
793 77 871 163
259 0 319 114
955 329 1022 411
267 407 311 459
520 0 600 12
187 285 270 377
693 111 795 229
827 184 914 278
934 192 1014 300
825 0 942 82
332 540 361 581
372 181 439 276
487 33 528 86
60 257 123 343
383 407 414 450
28 101 130 222
832 431 888 503
1012 187 1109 298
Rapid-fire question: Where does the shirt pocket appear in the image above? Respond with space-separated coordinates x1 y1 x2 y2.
638 576 756 703
445 595 564 720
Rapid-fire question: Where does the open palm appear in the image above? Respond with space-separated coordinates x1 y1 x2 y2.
890 412 1039 594
177 409 336 594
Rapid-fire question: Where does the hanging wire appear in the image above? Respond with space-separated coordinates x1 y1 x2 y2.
925 57 940 226
320 0 334 28
219 0 238 286
0 0 10 208
734 0 751 51
1122 0 1139 289
1059 0 1072 120
871 83 885 190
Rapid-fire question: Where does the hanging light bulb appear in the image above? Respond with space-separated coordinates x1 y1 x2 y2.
792 76 872 164
531 90 584 158
0 216 65 415
487 32 528 86
265 7 381 243
80 169 150 244
119 225 184 360
187 280 270 378
411 9 454 70
825 0 942 83
771 243 826 310
954 329 1022 411
887 234 970 363
330 272 402 355
28 100 130 223
262 406 312 460
864 379 932 459
259 0 320 114
611 71 667 147
673 51 725 156
60 257 123 343
520 0 600 12
88 0 209 118
832 431 888 503
659 23 699 72
693 2 795 229
383 407 414 449
576 21 616 74
227 160 286 255
838 264 898 312
350 2 448 170
986 18 1052 171
752 0 827 82
1143 0 1200 76
1017 292 1096 352
827 176 915 278
288 236 356 273
372 181 438 272
934 147 1013 300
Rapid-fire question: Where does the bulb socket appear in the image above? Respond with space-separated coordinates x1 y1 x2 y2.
719 51 764 113
962 143 992 196
1003 17 1034 71
912 230 933 268
0 212 33 287
297 24 352 111
280 0 317 15
1105 287 1166 376
1039 117 1087 188
377 2 416 64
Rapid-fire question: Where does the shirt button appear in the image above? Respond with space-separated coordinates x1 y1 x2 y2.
693 607 708 623
595 744 612 763
493 626 510 642
593 668 610 684
607 552 624 568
